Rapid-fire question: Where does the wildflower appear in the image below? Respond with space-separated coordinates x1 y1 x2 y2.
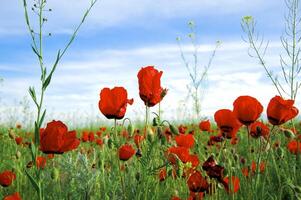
137 66 166 107
158 168 167 181
233 96 263 125
214 109 241 139
15 137 23 145
40 120 80 154
36 156 47 169
134 134 144 148
287 140 301 155
267 96 298 125
199 120 211 132
249 121 270 139
167 146 190 164
187 170 209 193
3 192 22 200
223 176 240 193
118 144 135 161
0 170 16 187
98 87 133 119
175 134 194 148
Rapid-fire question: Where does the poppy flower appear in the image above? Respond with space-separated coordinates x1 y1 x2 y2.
158 168 167 181
95 139 103 147
98 87 133 119
202 156 224 180
81 131 89 142
175 134 194 148
287 140 301 155
170 196 182 200
187 170 209 193
134 134 144 148
188 192 204 200
167 146 190 164
36 156 47 169
251 161 265 173
40 120 80 154
267 96 299 125
137 66 165 107
187 154 200 168
118 144 136 161
214 109 241 139
249 121 270 139
208 135 224 146
15 137 23 145
3 192 22 200
223 176 240 193
199 120 211 132
0 170 16 187
178 125 188 134
241 167 249 177
233 96 263 125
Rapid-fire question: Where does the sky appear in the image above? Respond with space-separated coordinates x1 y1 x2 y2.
0 0 299 126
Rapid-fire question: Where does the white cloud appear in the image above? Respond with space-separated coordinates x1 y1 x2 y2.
2 40 299 125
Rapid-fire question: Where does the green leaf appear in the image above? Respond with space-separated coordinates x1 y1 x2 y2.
25 169 40 193
39 110 46 128
31 45 41 59
28 86 37 105
42 50 60 90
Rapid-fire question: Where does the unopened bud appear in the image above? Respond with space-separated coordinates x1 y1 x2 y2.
51 168 60 181
169 124 179 135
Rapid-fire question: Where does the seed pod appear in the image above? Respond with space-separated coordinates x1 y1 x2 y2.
283 129 295 139
152 117 160 126
127 124 134 137
51 168 60 181
276 147 284 159
169 124 179 135
16 151 21 159
9 129 15 139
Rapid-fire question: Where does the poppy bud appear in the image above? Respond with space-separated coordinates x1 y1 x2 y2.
276 147 284 159
283 129 295 139
9 129 15 139
51 168 59 181
153 117 160 126
169 124 179 135
16 151 21 159
127 124 134 137
108 138 113 149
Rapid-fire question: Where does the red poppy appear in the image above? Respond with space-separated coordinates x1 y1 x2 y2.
118 144 135 161
134 134 144 148
214 109 241 139
88 132 95 142
98 87 133 119
3 192 22 200
199 120 211 132
170 196 182 200
0 171 16 187
36 156 47 169
40 120 80 154
137 66 165 107
187 154 200 168
267 96 299 125
233 96 263 125
251 161 265 173
223 176 240 193
287 140 301 155
249 121 270 139
158 168 167 181
15 137 23 145
241 167 249 177
188 192 204 200
167 146 190 164
95 139 103 147
208 135 224 146
81 131 89 142
202 156 224 180
187 170 209 193
175 134 195 148
178 125 188 134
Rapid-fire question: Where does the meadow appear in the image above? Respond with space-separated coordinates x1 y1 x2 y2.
1 0 301 199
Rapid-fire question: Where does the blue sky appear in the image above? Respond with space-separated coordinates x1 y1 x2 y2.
0 0 298 125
